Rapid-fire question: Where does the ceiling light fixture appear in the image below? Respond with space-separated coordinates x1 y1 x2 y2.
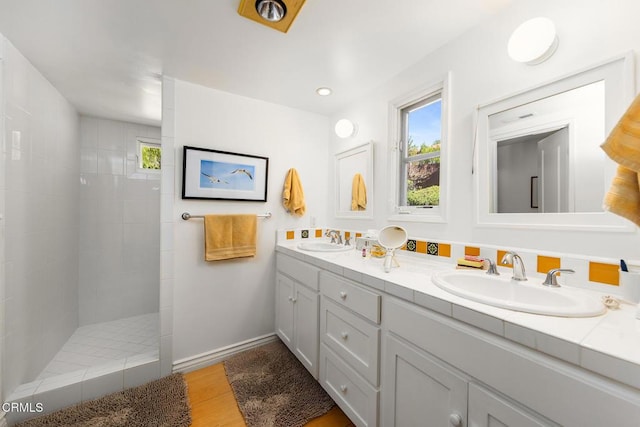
316 87 332 96
256 0 287 22
508 17 559 65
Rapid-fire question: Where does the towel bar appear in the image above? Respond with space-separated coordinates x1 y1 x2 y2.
181 212 272 220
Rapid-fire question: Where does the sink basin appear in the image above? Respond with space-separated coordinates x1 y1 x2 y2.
432 271 606 317
297 242 353 253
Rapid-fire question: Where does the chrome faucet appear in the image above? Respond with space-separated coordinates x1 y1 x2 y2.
325 229 343 245
542 268 575 287
481 258 500 276
501 251 527 281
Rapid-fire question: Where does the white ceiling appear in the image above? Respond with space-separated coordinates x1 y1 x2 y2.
0 0 512 125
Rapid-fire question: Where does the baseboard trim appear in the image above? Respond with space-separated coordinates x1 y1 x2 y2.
172 333 278 373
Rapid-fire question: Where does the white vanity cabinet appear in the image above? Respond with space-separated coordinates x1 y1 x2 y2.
318 271 381 427
382 333 468 426
275 254 321 378
383 296 637 427
275 249 640 427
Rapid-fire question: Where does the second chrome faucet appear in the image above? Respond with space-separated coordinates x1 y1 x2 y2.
501 251 527 281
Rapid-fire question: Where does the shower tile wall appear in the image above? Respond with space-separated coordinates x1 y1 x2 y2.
2 37 80 396
78 116 160 325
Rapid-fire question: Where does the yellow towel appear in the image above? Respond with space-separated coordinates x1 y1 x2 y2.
283 168 306 216
351 173 367 211
601 93 640 226
204 214 257 261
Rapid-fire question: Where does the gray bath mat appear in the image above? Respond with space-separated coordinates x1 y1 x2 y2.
224 339 335 427
16 373 191 427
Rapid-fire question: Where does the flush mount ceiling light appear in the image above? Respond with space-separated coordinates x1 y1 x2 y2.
316 87 332 96
335 119 357 139
256 0 286 22
238 0 306 33
508 17 559 65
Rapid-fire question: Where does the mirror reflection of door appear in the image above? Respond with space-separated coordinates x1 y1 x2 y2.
496 126 569 213
491 80 605 214
538 127 569 212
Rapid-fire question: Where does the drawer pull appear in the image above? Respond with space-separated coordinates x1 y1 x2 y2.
291 297 297 303
339 384 348 393
449 413 463 427
287 296 293 302
339 291 347 300
340 332 349 340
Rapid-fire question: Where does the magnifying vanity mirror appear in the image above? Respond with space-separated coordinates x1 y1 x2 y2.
335 141 374 219
475 53 635 231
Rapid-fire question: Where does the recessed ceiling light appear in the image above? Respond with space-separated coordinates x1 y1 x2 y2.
316 87 332 96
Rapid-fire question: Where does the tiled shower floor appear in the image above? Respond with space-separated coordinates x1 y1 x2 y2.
7 313 160 423
37 313 159 380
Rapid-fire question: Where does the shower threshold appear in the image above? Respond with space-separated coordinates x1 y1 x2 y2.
5 313 160 424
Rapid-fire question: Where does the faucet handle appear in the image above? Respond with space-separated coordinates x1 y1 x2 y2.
542 268 575 287
481 258 500 276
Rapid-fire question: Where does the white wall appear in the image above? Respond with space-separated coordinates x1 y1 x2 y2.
329 0 640 259
78 116 160 325
1 37 80 396
165 79 329 362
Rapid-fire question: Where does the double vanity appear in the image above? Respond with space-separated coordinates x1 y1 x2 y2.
275 240 640 427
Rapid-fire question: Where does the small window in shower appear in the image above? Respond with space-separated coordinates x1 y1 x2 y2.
137 137 162 171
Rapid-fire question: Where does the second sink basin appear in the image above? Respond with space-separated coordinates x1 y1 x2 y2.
432 271 606 317
297 241 353 252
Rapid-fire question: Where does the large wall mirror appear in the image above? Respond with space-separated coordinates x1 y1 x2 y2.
335 141 374 219
475 53 635 230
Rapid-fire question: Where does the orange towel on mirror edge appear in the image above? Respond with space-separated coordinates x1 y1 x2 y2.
283 168 306 216
351 173 367 211
601 93 640 227
204 214 257 261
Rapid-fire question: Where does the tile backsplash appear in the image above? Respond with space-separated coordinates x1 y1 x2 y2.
277 227 627 296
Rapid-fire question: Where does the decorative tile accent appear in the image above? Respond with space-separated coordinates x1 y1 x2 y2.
589 262 619 286
315 229 323 238
497 250 511 267
438 243 451 258
406 239 417 252
416 241 427 254
537 255 561 274
286 231 295 240
301 230 309 239
465 246 480 256
427 242 439 256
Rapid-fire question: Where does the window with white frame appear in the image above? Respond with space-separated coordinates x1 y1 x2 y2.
137 138 162 171
391 78 448 221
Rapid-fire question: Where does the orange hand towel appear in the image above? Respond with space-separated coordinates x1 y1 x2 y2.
204 214 257 261
601 93 640 227
351 173 367 211
283 168 306 216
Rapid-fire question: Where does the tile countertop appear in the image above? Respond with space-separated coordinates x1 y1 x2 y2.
276 242 640 391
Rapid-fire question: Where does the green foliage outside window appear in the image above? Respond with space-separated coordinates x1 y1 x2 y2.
141 146 161 170
407 185 440 206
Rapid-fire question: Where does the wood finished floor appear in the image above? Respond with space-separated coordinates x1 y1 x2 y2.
185 362 355 427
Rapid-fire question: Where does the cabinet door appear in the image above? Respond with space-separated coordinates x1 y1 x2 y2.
468 383 559 427
275 273 295 349
294 282 319 378
383 334 467 427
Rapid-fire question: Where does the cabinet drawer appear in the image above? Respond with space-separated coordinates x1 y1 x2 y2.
320 344 379 427
320 272 381 324
277 253 320 290
321 297 380 386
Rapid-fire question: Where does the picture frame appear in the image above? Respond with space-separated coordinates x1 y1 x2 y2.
182 145 269 201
